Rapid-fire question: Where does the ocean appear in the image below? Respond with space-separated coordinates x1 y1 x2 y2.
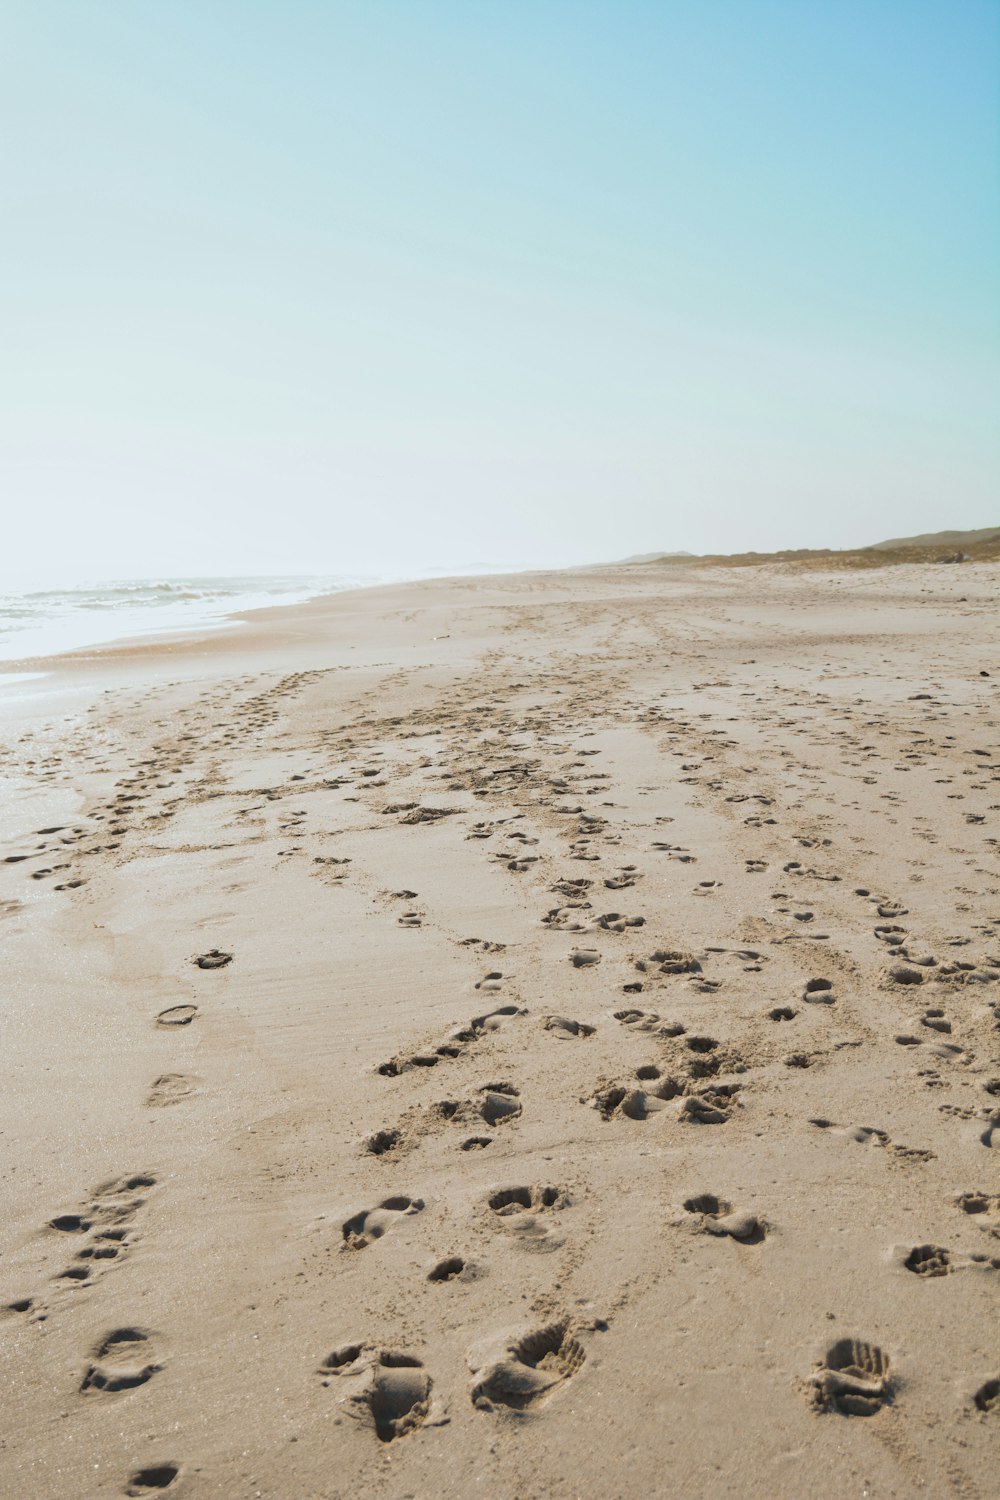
0 575 373 666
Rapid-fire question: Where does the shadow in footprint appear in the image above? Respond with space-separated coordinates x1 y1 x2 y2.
478 1084 522 1127
359 1354 432 1442
193 950 232 970
428 1256 466 1282
470 1320 585 1410
156 1005 197 1028
125 1463 180 1495
803 978 835 1004
80 1328 162 1396
592 1075 683 1120
543 1016 595 1040
320 1345 433 1442
342 1197 424 1250
974 1377 998 1414
365 1129 403 1157
811 1338 892 1416
904 1244 951 1277
682 1194 765 1242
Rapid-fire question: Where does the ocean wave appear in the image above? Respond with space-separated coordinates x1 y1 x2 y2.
0 574 374 664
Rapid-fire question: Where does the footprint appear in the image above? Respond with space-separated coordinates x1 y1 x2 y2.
886 964 925 987
682 1194 764 1241
341 1197 424 1250
956 1192 1000 1215
146 1074 195 1107
4 1297 36 1316
570 948 601 967
683 1035 724 1076
378 1043 457 1076
487 1185 567 1248
351 1353 432 1442
636 949 702 976
156 1005 197 1027
652 842 696 863
125 1463 181 1494
890 1142 936 1167
365 1129 403 1157
490 1182 561 1210
678 1095 727 1125
192 949 232 969
427 1256 468 1282
768 1006 797 1021
400 806 455 825
593 913 644 932
678 1084 740 1125
543 907 592 932
469 1319 586 1410
80 1328 162 1395
810 1337 892 1416
921 1008 951 1034
498 853 538 872
50 1213 90 1234
803 978 835 1004
809 1118 888 1147
378 1004 526 1077
974 1377 999 1414
543 1016 595 1040
318 1341 367 1376
47 1174 155 1289
613 1008 660 1030
591 1076 682 1120
468 1004 525 1034
903 1244 951 1277
319 1345 433 1442
476 1084 523 1127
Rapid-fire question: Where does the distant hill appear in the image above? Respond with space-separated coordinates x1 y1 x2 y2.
627 527 1000 571
868 527 1000 550
618 550 694 563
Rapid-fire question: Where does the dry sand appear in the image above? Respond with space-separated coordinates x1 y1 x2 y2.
0 560 997 1499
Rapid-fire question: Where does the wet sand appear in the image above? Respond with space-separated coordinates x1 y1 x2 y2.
0 560 997 1499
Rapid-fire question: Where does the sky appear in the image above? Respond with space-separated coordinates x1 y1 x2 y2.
2 0 997 588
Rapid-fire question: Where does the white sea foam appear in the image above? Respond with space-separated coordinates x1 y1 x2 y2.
0 575 374 665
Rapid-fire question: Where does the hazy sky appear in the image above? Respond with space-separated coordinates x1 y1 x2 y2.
3 0 997 587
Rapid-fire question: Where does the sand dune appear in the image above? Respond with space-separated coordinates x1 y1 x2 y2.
0 560 997 1498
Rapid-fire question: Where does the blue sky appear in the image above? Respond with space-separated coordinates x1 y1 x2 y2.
2 0 997 584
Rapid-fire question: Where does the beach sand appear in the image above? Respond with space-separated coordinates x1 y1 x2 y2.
0 560 997 1499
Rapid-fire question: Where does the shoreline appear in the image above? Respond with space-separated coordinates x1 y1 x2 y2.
0 564 564 685
4 548 997 686
0 566 596 732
